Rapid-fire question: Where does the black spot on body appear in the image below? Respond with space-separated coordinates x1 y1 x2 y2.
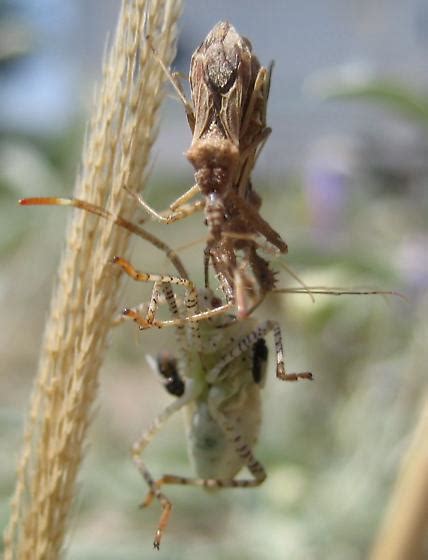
252 338 268 384
156 351 185 397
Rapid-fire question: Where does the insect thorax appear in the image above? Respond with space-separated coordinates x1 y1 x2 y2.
186 136 239 197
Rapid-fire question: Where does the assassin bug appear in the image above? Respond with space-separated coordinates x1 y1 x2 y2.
130 21 287 312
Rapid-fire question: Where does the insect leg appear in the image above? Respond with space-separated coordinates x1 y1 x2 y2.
240 66 272 141
122 301 234 329
236 126 272 198
206 320 312 383
111 302 147 327
19 197 188 278
142 410 266 497
125 186 204 224
169 183 201 211
159 282 187 353
132 382 200 550
111 283 185 335
208 405 267 486
113 256 234 331
145 35 195 131
228 191 288 253
112 256 203 349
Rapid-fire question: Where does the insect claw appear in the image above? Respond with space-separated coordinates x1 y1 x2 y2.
277 366 313 381
140 491 155 509
122 307 151 329
153 535 161 550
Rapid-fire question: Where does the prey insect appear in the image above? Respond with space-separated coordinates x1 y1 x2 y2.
119 266 311 550
113 261 401 550
131 21 287 312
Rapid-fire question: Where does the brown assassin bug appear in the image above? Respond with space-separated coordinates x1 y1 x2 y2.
129 22 287 315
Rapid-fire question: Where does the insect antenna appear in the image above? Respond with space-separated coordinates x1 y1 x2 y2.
272 286 407 300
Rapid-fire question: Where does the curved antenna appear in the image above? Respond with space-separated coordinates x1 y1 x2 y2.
274 259 316 303
272 286 407 301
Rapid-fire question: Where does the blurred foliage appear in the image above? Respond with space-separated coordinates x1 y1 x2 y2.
320 78 428 126
312 65 428 129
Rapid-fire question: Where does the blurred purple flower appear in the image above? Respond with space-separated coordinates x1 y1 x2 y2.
304 135 357 245
397 235 428 292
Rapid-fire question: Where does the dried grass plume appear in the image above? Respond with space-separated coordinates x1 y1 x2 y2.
3 0 182 557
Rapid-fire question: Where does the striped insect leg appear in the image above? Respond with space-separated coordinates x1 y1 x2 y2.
132 386 198 550
113 256 232 337
206 320 312 383
113 256 203 349
142 408 266 497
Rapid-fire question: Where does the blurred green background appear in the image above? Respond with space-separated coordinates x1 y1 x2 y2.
1 2 427 559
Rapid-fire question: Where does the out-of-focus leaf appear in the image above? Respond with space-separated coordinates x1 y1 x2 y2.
0 22 33 64
308 66 428 126
326 80 428 127
325 81 428 124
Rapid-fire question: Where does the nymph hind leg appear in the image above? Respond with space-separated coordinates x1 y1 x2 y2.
132 384 199 550
141 412 267 506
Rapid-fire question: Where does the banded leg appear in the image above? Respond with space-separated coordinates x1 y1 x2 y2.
113 256 202 350
113 256 234 345
142 408 266 509
129 279 188 355
111 285 185 342
123 299 233 329
206 320 312 383
111 302 147 327
159 282 187 355
132 383 199 550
